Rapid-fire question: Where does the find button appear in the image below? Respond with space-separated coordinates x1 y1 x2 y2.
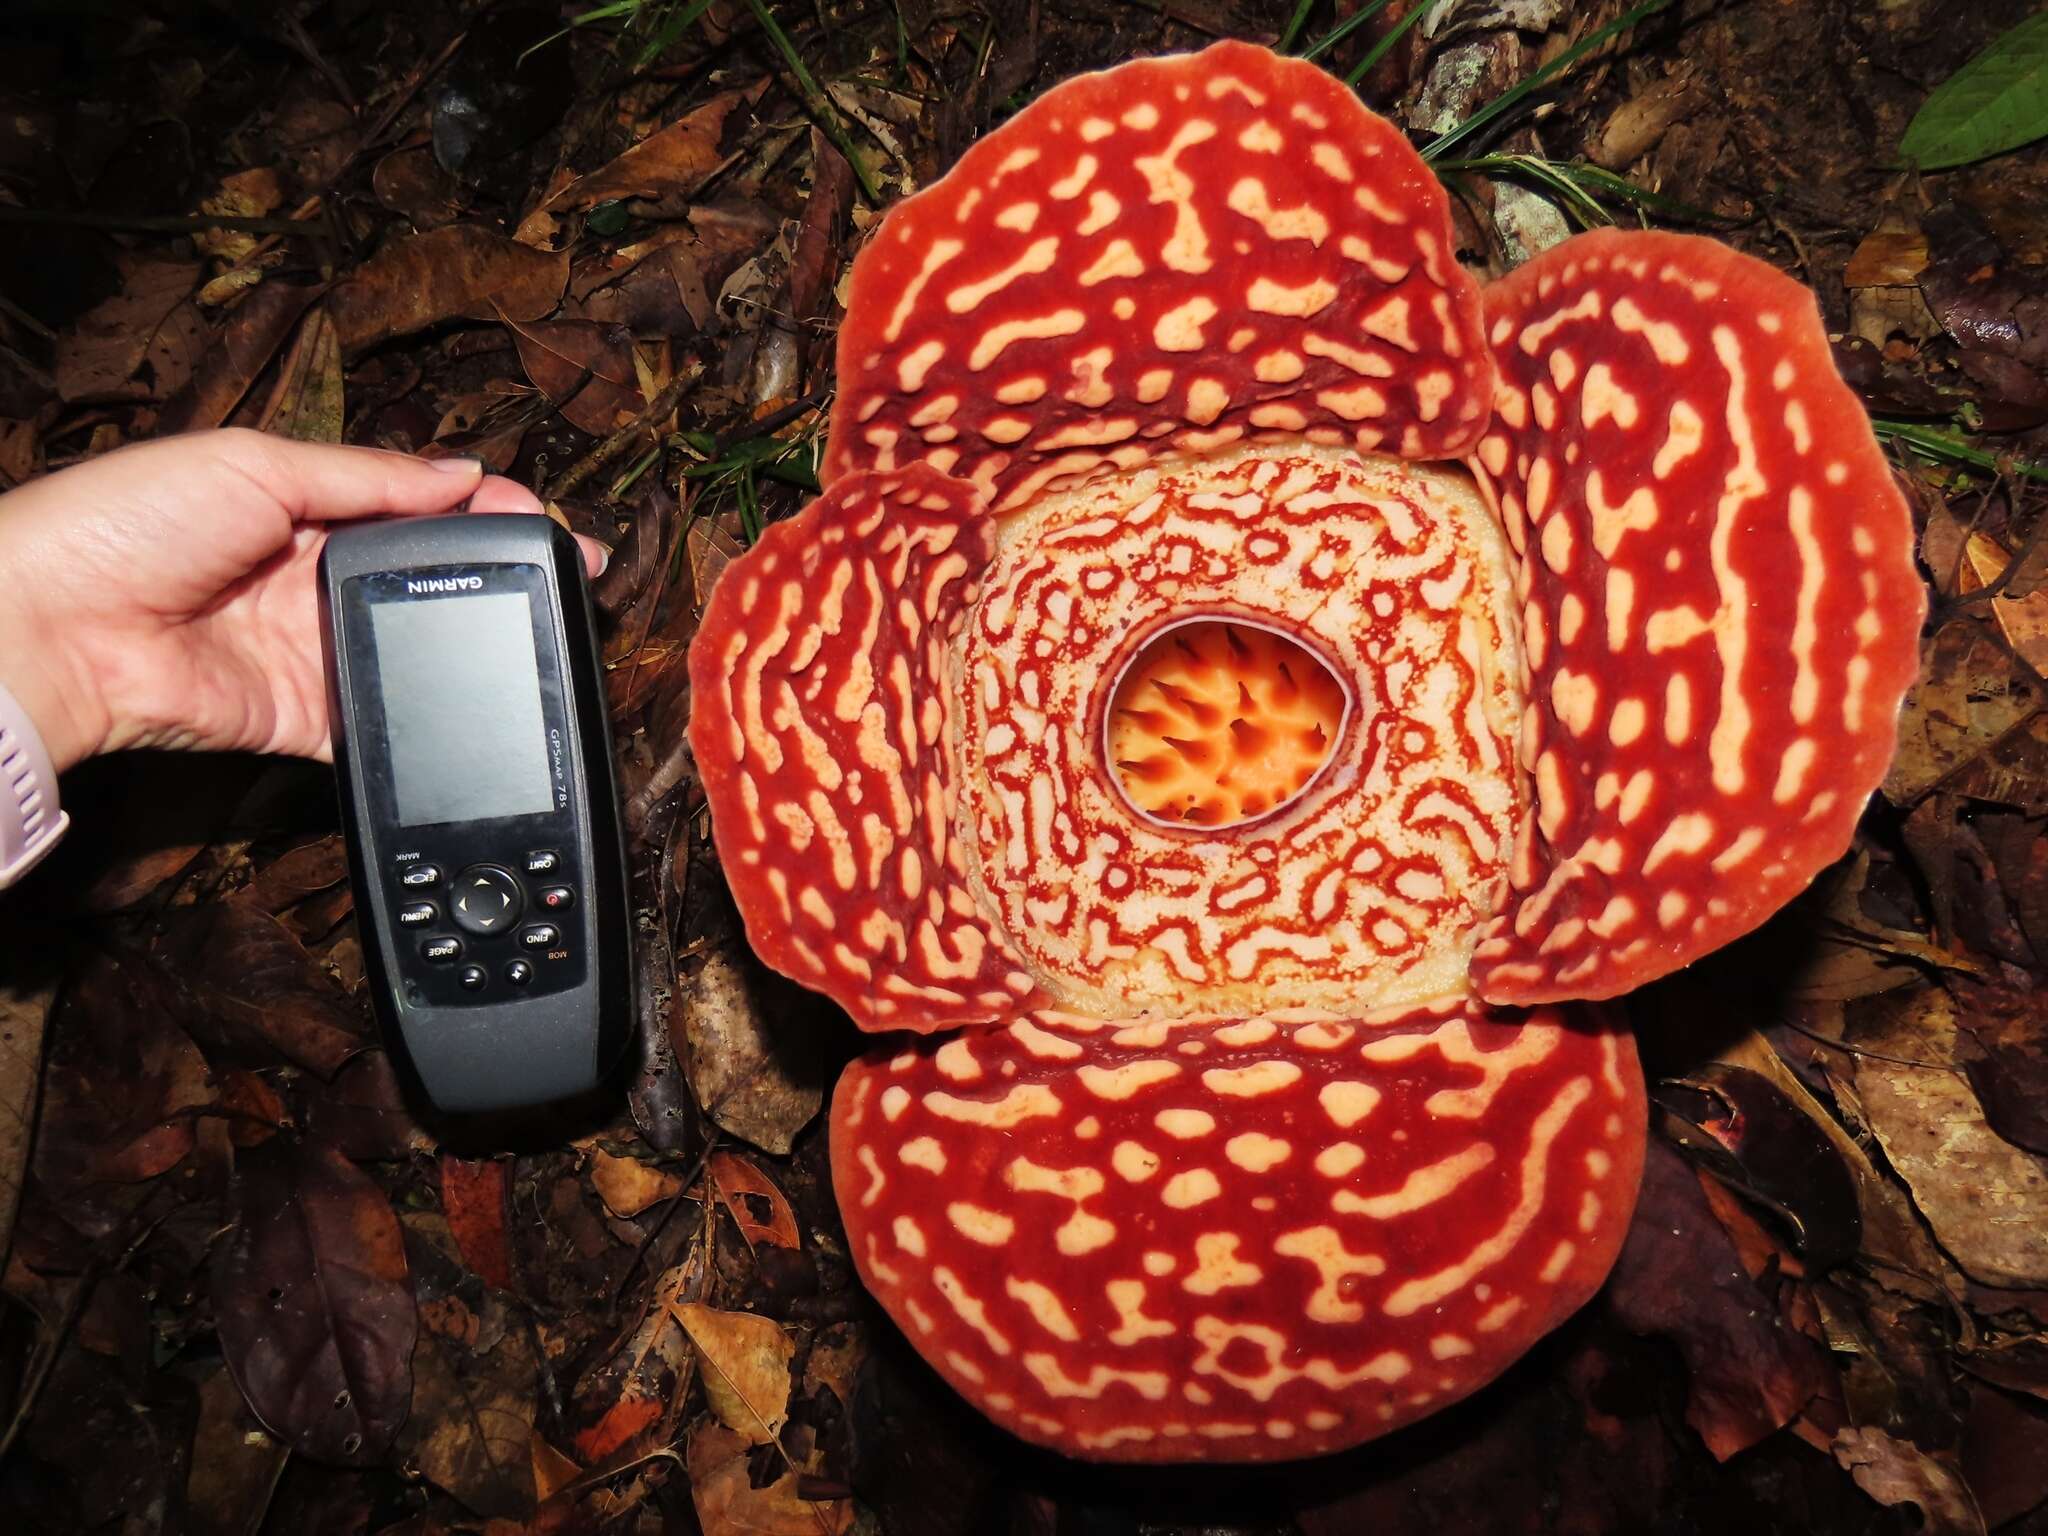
450 865 523 936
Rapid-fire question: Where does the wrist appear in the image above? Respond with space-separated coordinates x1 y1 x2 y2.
0 600 108 775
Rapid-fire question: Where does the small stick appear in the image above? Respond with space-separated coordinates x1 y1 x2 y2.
543 361 705 503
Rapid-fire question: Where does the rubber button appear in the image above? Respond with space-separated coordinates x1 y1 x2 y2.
421 936 462 963
524 849 561 875
399 864 441 888
520 923 560 948
538 886 575 911
450 865 523 936
397 901 436 926
504 959 534 987
459 964 488 991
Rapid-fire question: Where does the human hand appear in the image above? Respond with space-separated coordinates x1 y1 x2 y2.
0 429 604 773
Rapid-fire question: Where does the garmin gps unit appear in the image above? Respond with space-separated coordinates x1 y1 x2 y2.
319 512 628 1113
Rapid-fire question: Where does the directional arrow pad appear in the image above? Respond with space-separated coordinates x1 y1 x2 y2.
448 865 523 937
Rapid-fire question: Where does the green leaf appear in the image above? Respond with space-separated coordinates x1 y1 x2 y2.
1900 11 2048 171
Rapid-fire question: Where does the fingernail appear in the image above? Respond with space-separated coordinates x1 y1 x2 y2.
428 454 484 475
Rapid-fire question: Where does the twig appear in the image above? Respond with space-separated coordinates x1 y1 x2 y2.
543 361 706 502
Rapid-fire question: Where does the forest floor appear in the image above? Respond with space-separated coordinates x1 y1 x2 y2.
2 0 2048 1532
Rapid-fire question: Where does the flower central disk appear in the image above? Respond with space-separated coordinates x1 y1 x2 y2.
954 440 1527 1020
1109 621 1349 829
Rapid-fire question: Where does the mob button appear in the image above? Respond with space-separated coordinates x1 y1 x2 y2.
520 923 560 949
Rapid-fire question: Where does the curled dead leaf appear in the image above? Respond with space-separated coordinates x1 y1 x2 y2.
672 1302 793 1444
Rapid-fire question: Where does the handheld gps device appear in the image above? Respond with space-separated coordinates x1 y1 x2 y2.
319 513 629 1113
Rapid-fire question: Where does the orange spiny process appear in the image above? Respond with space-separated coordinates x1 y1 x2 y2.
1109 621 1348 828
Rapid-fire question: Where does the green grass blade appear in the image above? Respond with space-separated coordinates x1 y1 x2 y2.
1343 0 1431 87
743 0 883 203
1874 420 2048 485
1301 0 1396 65
1279 0 1320 52
1423 0 1676 163
632 0 720 68
1899 10 2048 171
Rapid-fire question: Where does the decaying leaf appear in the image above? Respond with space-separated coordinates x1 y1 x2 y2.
329 225 567 354
211 1137 417 1466
33 947 210 1194
1608 1141 1835 1459
516 84 766 244
672 1301 794 1443
1853 985 2048 1288
401 1326 538 1519
590 1148 684 1219
566 1261 697 1467
1886 620 2042 806
439 1155 516 1291
158 897 369 1078
52 253 206 403
1833 1425 1986 1536
184 1365 289 1536
0 938 60 1264
685 1423 853 1536
508 317 645 436
677 949 828 1156
258 304 345 442
706 1150 801 1251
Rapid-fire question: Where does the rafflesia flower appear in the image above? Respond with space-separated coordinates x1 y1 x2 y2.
686 41 1923 1463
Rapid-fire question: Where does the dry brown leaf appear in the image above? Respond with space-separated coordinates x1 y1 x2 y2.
1961 532 2048 676
402 1326 538 1519
515 84 765 245
53 254 206 404
685 1424 853 1536
1886 620 2042 806
257 305 345 442
706 1151 801 1251
1853 985 2048 1288
671 1302 793 1443
330 226 567 354
0 940 59 1267
589 1149 683 1219
678 950 826 1156
507 317 644 436
1833 1426 1985 1536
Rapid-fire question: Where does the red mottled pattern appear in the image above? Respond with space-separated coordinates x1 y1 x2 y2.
955 442 1523 1019
824 40 1495 511
687 466 1046 1032
831 998 1645 1461
1466 230 1925 1003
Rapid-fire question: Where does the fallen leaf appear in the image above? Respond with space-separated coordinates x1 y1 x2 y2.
1886 620 2041 807
590 1149 684 1219
0 938 59 1263
1607 1140 1834 1458
33 947 210 1194
507 317 644 436
159 279 325 433
686 1424 853 1536
303 1051 435 1162
1834 1425 1985 1535
566 1262 696 1466
1961 530 2048 675
672 1302 793 1443
677 949 828 1157
440 1156 516 1290
401 1326 538 1519
184 1365 289 1536
330 226 567 354
53 253 206 403
257 305 345 442
211 1137 417 1466
706 1151 801 1251
371 145 465 230
1853 984 2048 1287
158 897 369 1078
516 85 764 244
